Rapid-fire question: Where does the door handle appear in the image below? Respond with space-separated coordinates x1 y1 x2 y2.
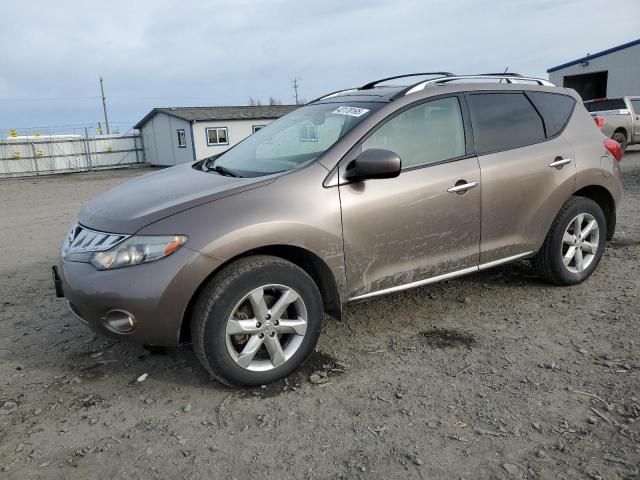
549 158 572 169
447 181 478 194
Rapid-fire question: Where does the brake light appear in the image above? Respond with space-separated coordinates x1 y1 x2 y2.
604 138 622 161
593 116 605 128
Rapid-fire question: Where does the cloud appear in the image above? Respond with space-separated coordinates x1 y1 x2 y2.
0 0 638 132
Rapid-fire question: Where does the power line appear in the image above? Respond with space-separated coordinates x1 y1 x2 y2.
0 96 101 101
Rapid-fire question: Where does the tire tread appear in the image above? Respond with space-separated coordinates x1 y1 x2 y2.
532 196 605 285
190 255 315 386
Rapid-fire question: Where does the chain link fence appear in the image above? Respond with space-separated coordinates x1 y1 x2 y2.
0 134 145 178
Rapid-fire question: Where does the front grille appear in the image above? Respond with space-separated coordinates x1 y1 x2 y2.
62 222 129 257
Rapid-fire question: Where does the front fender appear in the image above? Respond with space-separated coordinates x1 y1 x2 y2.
137 163 347 301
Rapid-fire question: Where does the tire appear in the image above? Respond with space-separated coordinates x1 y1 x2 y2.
612 131 627 154
532 196 607 285
191 255 323 387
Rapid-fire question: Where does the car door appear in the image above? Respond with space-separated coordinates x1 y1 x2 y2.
338 96 481 300
465 91 577 265
630 98 640 143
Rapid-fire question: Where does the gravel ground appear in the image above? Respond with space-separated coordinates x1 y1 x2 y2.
1 154 639 480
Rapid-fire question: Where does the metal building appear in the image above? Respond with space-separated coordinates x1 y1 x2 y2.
134 105 298 166
548 38 640 100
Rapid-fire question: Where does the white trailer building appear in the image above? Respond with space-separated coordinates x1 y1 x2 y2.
548 38 640 101
134 105 298 166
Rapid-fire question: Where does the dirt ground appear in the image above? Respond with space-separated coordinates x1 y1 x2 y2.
1 153 639 480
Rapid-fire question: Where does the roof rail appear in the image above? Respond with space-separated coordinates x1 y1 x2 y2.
477 72 524 77
308 88 359 104
405 74 555 94
360 72 454 90
311 72 455 103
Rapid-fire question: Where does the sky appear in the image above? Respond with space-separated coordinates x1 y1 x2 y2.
1 0 639 135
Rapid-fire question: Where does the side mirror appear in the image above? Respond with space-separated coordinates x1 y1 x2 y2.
345 148 401 182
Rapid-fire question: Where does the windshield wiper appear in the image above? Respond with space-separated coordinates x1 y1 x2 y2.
203 158 241 178
211 165 240 177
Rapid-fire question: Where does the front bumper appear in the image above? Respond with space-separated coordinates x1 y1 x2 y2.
55 247 223 346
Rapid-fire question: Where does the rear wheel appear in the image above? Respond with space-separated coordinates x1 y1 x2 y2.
612 131 627 154
532 196 606 285
191 255 323 387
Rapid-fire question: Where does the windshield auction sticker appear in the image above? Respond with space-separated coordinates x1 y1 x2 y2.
332 106 370 117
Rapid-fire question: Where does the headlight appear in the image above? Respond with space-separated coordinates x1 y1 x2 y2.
90 235 187 270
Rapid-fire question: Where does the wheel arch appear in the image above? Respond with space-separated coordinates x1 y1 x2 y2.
573 185 616 240
179 245 343 343
612 127 628 140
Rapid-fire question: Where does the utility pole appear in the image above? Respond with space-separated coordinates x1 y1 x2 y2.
84 127 93 171
292 77 300 105
99 76 110 135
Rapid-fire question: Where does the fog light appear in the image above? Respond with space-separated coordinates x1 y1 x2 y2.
104 310 136 333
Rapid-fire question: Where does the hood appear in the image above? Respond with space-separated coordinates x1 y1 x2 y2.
78 163 274 234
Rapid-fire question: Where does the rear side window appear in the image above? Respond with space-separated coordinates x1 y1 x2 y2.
585 99 626 112
467 93 545 155
631 99 640 114
527 91 576 137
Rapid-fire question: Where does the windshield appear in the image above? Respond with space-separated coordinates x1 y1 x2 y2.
208 102 381 177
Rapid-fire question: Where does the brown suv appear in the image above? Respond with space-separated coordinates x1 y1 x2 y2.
53 73 624 386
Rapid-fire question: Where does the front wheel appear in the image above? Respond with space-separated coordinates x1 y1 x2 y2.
532 196 607 285
191 255 323 387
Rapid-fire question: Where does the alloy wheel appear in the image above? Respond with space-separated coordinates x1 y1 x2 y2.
561 213 600 274
225 284 308 372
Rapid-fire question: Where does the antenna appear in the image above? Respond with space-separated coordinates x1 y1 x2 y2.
292 77 301 104
99 76 110 135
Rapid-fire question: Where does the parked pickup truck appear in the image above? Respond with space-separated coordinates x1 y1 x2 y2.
584 97 640 153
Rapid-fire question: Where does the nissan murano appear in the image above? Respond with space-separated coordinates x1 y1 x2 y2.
54 73 624 386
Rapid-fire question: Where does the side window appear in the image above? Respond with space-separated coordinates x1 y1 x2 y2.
206 127 229 146
176 129 186 148
362 97 465 169
631 99 640 115
527 92 576 137
467 93 545 154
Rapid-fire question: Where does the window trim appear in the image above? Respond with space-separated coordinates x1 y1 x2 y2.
176 129 186 148
340 93 474 176
205 127 229 146
464 90 552 157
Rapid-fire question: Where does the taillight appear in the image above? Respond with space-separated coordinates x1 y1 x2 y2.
594 116 605 128
604 138 622 161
